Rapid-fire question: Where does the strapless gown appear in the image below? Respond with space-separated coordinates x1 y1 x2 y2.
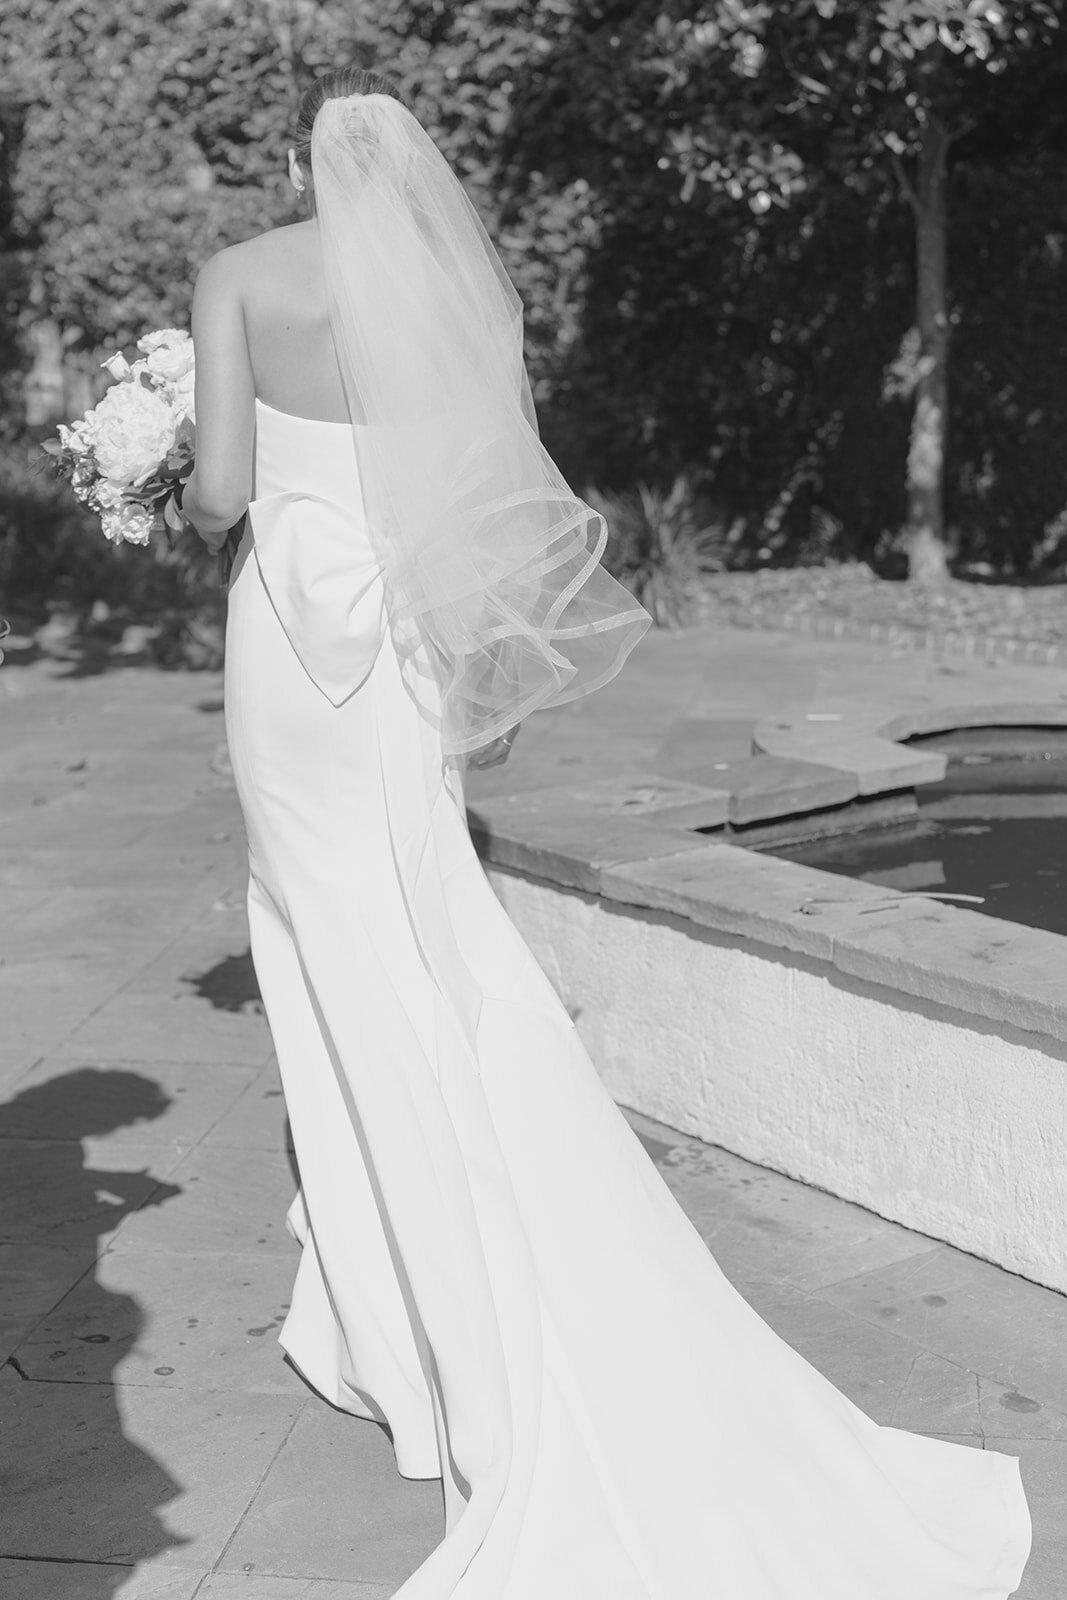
223 397 1032 1599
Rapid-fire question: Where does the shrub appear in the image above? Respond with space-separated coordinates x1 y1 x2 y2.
588 475 736 628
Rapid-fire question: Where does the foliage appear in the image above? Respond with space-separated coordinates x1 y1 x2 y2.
0 0 1065 634
589 475 732 628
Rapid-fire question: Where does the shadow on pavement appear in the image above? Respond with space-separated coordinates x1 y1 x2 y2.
0 1068 188 1595
184 947 262 1014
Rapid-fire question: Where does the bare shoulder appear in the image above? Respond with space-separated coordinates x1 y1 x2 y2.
195 224 315 302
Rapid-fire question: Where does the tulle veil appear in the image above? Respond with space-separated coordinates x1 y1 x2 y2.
310 93 650 756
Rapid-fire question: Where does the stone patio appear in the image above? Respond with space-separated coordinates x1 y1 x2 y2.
0 635 1063 1597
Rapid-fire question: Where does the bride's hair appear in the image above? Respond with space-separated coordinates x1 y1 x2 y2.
293 67 407 167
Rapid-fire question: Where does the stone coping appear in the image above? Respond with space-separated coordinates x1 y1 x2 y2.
468 783 1067 1051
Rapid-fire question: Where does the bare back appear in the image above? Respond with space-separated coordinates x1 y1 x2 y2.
236 221 354 424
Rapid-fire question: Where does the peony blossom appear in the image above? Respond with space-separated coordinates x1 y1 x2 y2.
90 382 177 485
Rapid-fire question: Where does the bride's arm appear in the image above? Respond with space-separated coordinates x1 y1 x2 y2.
181 249 255 545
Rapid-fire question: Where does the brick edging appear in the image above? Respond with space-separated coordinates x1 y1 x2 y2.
704 604 1067 669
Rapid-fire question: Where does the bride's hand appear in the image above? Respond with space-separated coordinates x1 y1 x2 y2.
467 724 521 770
159 490 226 551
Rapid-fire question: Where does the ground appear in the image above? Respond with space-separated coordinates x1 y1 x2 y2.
0 635 1063 1598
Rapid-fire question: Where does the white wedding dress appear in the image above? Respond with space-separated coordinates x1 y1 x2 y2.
224 397 1032 1599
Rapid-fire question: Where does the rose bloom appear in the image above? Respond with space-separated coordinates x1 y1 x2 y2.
144 338 194 386
101 501 154 546
137 327 187 355
170 367 196 423
89 382 177 485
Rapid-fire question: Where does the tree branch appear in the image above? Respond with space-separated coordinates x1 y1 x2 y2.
946 116 978 149
889 149 920 216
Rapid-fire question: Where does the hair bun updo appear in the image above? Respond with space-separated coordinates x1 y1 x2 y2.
293 67 407 168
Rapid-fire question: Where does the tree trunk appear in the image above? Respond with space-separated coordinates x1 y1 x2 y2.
906 115 951 585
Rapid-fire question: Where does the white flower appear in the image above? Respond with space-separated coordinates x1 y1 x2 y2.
88 382 177 485
170 367 196 423
101 501 154 546
101 352 132 381
137 327 188 355
144 337 194 386
58 419 93 454
94 479 128 511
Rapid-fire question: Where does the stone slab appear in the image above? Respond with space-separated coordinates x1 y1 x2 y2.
831 895 1067 1043
600 842 932 964
106 1145 297 1258
695 755 858 825
202 1063 294 1154
754 724 947 794
0 1137 186 1249
61 984 271 1067
0 1241 96 1362
889 1350 982 1435
979 1378 1067 1442
0 959 134 1071
199 1579 398 1599
467 807 706 894
218 1403 440 1586
645 1126 940 1295
0 1366 304 1569
0 1058 259 1149
505 774 732 830
17 1246 304 1395
822 1246 1067 1413
0 1559 198 1599
1 887 202 966
995 1438 1067 1600
654 715 759 772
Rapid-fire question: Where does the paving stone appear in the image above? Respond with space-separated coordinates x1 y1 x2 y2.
0 959 135 1071
0 887 54 932
649 1133 939 1294
218 1403 440 1586
17 1246 303 1395
0 1366 304 1570
600 842 930 963
62 982 271 1067
203 1063 294 1154
831 895 1067 1045
753 725 947 794
479 774 731 831
696 754 857 825
0 1137 186 1248
108 1145 298 1258
0 1558 198 1599
0 1241 96 1361
467 804 706 894
1003 1438 1067 1600
0 843 227 894
0 1058 258 1149
0 802 169 853
888 1350 982 1435
728 1277 926 1423
198 1579 397 1599
979 1378 1067 1442
822 1246 1067 1411
653 715 758 772
1 888 203 966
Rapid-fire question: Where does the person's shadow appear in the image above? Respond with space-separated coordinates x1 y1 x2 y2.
0 1067 187 1596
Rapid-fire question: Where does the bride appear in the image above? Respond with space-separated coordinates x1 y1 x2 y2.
177 66 1031 1599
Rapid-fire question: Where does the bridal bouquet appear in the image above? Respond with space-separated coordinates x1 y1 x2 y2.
43 328 196 547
